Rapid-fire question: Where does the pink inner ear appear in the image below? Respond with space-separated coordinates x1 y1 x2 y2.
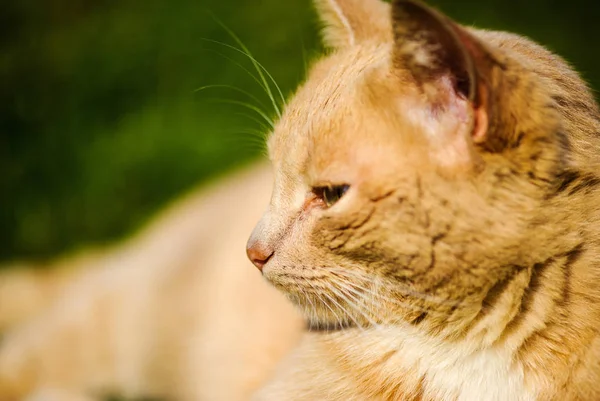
432 75 470 122
472 105 488 143
416 75 487 171
471 82 489 143
401 74 486 171
446 23 491 144
435 74 489 145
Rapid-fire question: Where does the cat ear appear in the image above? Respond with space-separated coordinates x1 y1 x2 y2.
314 0 392 49
392 0 499 147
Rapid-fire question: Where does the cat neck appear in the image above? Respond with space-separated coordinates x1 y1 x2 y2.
311 241 600 400
311 324 533 400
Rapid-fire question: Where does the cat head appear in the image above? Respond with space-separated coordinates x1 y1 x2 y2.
247 0 578 340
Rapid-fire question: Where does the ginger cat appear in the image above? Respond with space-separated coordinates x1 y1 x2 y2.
2 0 600 400
249 0 600 399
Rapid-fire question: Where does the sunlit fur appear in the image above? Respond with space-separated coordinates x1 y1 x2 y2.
1 0 599 400
250 0 600 399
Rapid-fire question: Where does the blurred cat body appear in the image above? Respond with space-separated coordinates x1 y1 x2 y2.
0 164 304 401
2 0 600 400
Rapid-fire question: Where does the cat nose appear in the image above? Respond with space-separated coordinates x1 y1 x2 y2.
246 242 274 272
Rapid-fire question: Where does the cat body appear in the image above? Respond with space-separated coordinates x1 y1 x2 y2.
0 165 304 401
2 0 600 400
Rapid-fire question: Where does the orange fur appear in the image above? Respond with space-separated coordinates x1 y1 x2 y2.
251 0 600 399
1 1 599 400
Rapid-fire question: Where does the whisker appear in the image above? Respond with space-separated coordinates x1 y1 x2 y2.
201 33 284 118
219 136 266 153
329 278 378 330
303 279 345 331
195 84 270 114
335 277 401 329
374 277 459 310
226 129 268 140
327 267 457 307
305 291 319 327
234 112 272 133
296 284 318 327
320 291 347 325
370 279 447 317
200 48 271 100
207 20 286 110
322 286 366 331
204 98 274 128
213 127 267 139
329 272 447 317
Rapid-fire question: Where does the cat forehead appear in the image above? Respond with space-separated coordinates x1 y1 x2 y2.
267 44 405 166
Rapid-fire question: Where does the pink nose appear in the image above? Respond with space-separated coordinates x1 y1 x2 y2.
246 243 274 272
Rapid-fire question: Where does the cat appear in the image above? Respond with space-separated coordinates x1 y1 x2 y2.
2 0 600 400
248 0 600 399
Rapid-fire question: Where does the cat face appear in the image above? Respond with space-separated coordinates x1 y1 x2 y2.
247 0 574 338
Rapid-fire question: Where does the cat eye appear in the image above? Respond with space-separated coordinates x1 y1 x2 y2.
314 184 350 208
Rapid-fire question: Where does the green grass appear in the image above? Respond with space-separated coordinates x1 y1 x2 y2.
1 0 598 264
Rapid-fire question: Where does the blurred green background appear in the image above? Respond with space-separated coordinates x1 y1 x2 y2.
2 0 598 264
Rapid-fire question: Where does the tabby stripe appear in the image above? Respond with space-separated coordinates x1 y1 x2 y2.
557 244 583 306
466 265 528 331
555 170 581 194
567 175 600 196
552 170 600 197
512 245 584 356
494 258 554 342
499 244 583 343
410 312 428 326
306 320 355 332
552 94 597 119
